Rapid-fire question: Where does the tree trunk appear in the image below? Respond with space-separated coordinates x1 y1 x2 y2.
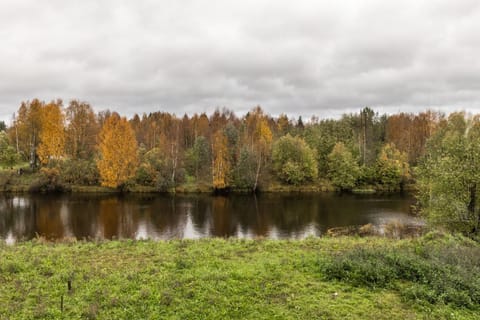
13 113 19 154
171 124 179 184
253 155 261 192
469 183 478 234
363 111 367 165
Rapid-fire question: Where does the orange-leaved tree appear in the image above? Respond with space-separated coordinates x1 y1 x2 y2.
97 113 138 188
37 100 66 165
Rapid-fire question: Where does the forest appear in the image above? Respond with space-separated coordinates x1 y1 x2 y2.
1 99 480 236
0 99 427 191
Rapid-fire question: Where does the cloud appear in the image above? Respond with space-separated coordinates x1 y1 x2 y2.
1 0 480 123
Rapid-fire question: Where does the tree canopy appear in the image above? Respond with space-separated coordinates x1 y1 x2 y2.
327 142 359 191
417 113 480 235
2 98 457 199
272 134 318 185
97 113 138 188
376 143 410 190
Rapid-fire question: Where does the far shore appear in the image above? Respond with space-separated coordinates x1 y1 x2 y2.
0 183 415 194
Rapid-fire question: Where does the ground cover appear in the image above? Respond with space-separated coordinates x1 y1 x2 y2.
0 233 478 319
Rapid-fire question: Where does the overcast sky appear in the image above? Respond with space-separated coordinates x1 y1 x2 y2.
1 0 480 123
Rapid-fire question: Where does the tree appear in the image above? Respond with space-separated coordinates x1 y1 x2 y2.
37 101 66 165
303 117 357 175
276 114 292 136
272 134 318 185
376 143 410 190
135 147 181 190
184 136 211 182
65 100 98 159
9 99 43 166
135 148 159 186
417 112 480 235
356 107 386 166
224 122 239 170
253 117 273 190
233 147 257 189
386 111 440 165
327 142 360 191
212 130 230 189
97 113 138 188
0 131 20 168
243 107 273 191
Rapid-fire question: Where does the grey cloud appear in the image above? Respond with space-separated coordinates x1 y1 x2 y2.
2 0 480 123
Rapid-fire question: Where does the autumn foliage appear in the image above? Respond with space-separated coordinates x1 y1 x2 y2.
37 101 66 164
212 130 229 189
5 99 447 193
97 113 138 188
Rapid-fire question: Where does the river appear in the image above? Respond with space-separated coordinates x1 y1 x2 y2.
0 193 420 243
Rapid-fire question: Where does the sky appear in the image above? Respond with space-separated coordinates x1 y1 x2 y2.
1 0 480 124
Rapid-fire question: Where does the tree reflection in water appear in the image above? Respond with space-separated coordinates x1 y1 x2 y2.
0 193 415 242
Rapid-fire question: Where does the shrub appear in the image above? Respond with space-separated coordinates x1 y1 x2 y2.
0 171 14 190
59 159 100 185
134 164 156 186
321 235 480 308
28 167 70 193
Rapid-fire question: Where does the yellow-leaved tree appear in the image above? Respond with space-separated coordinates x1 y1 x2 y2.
97 113 138 188
244 107 272 191
37 100 66 165
212 130 229 189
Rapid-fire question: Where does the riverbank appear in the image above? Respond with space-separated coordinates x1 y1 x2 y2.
0 169 413 194
1 233 478 319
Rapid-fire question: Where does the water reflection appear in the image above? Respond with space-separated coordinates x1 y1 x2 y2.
0 193 417 242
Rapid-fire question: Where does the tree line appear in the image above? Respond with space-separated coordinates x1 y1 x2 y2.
0 99 430 191
0 99 441 192
1 98 480 235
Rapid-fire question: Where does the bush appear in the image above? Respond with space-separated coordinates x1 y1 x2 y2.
321 235 480 308
135 164 156 186
0 171 14 190
59 159 99 185
155 172 174 191
29 167 70 193
357 165 377 186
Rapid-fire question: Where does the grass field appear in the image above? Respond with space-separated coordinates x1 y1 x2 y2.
1 233 479 319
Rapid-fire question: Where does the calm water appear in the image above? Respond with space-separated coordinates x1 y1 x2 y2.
0 193 419 243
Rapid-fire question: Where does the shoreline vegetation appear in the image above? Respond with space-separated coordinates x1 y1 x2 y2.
1 232 479 319
0 165 416 194
2 102 421 195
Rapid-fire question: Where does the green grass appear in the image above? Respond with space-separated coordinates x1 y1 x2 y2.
1 233 478 319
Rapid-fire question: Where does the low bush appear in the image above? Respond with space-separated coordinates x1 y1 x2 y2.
321 233 480 308
0 171 14 190
59 159 99 185
28 167 70 193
